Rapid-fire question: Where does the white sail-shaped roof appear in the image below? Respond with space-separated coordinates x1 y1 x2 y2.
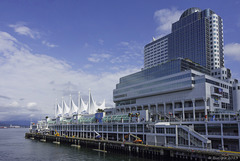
55 104 63 117
62 100 70 116
98 99 106 109
87 92 96 114
69 99 78 115
78 93 88 114
87 92 106 114
55 90 107 117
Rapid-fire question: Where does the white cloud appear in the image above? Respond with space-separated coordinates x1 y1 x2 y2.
84 43 89 47
98 39 104 45
119 41 129 46
154 8 183 36
83 64 93 69
9 23 40 39
27 102 37 108
84 41 143 66
110 55 130 64
111 41 143 64
0 31 138 120
42 40 58 48
9 101 19 107
225 43 240 61
88 53 111 63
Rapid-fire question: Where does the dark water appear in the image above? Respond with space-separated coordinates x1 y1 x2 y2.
0 128 153 161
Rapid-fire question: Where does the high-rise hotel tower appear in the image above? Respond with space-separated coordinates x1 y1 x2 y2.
144 8 224 71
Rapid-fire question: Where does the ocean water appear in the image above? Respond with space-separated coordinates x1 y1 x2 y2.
0 128 152 161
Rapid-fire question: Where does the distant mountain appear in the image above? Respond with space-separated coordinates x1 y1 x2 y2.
0 120 37 127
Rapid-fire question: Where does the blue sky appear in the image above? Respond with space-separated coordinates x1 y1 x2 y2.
0 0 240 121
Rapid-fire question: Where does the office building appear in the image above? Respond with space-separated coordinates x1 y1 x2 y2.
144 7 224 71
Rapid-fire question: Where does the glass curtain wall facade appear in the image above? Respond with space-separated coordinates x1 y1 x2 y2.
144 8 224 71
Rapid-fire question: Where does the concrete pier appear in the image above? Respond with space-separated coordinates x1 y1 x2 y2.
25 133 240 161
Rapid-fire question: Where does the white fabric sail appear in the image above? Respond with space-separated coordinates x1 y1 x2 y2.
55 104 63 117
87 92 94 114
98 99 106 109
78 95 88 114
56 91 107 116
62 100 70 116
87 92 106 114
69 99 78 115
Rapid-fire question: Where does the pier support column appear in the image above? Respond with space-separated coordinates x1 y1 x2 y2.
164 127 167 146
182 101 185 121
154 135 157 146
117 125 119 141
72 125 73 137
163 103 166 120
155 103 158 121
188 131 190 147
238 123 240 151
172 101 175 118
205 123 208 136
90 125 92 138
221 123 224 150
175 125 178 147
143 126 145 142
204 99 208 121
154 125 157 146
192 99 196 121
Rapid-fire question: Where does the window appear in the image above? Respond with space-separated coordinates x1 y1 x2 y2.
222 92 228 99
156 128 164 133
166 128 175 134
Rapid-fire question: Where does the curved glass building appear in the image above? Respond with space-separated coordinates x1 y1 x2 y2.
144 8 224 71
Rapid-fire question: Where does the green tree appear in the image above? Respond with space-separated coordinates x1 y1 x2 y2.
96 109 104 113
